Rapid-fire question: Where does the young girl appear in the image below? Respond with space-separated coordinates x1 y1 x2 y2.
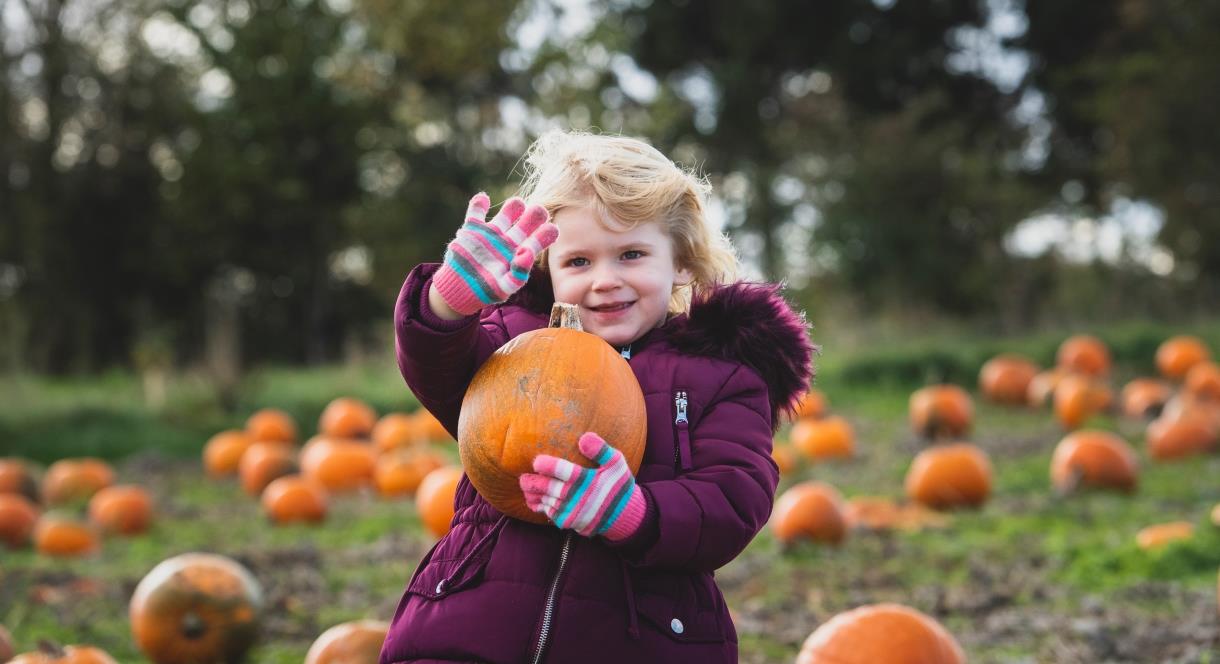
381 131 814 663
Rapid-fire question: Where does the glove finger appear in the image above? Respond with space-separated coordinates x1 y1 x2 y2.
509 246 536 277
518 473 556 496
488 197 525 232
533 454 581 482
578 432 612 464
465 192 491 225
504 205 551 243
523 492 547 513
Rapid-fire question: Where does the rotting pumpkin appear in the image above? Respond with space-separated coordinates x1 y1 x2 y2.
129 552 264 664
457 303 647 523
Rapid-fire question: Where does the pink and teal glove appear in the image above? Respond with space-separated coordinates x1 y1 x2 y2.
519 432 647 541
433 193 559 316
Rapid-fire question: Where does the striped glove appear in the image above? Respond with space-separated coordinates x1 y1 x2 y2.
433 193 559 316
519 432 647 541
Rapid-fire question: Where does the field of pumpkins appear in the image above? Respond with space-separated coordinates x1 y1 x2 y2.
3 327 1220 662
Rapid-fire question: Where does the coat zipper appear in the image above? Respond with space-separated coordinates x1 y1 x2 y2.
531 531 574 664
674 390 691 470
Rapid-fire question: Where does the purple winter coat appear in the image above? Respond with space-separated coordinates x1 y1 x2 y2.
381 263 814 664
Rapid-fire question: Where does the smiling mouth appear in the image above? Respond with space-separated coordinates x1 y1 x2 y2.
589 302 634 313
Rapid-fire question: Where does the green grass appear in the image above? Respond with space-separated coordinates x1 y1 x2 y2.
4 320 1220 661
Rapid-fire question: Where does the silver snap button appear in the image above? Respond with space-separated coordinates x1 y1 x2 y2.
670 618 684 634
435 580 446 594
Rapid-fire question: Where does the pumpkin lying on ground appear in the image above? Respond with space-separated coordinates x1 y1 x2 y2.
1136 521 1194 550
1146 411 1217 460
239 442 299 497
304 620 390 664
1054 374 1111 430
413 409 452 443
909 385 973 440
795 603 965 664
88 485 154 535
791 388 828 420
1185 362 1220 402
979 354 1039 405
0 458 41 503
8 643 119 664
1050 430 1139 494
300 437 376 492
41 458 114 506
770 481 847 546
904 443 992 510
202 431 254 478
1120 378 1173 419
1156 335 1211 380
130 552 264 664
1026 367 1067 408
416 466 463 538
374 448 446 498
790 415 855 461
34 515 99 557
261 475 328 524
372 413 418 453
319 397 377 439
770 443 799 475
843 496 950 532
0 493 40 548
458 303 646 523
244 408 297 444
1057 334 1111 377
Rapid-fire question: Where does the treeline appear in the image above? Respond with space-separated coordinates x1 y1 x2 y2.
1 0 1216 375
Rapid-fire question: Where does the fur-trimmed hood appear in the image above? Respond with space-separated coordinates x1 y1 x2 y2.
508 268 817 429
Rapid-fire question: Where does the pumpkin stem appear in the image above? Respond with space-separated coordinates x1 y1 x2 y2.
548 303 583 331
37 640 66 656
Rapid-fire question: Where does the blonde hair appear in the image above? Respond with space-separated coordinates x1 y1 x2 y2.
515 130 740 314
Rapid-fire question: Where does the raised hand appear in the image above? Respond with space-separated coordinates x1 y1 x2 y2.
432 193 558 316
519 432 647 541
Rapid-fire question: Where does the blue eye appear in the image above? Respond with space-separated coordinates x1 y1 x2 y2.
567 257 589 267
623 250 644 260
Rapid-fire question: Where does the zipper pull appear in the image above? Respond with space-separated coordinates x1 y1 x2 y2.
674 390 688 424
620 344 632 360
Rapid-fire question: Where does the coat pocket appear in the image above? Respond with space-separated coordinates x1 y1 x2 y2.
633 572 725 644
406 516 506 599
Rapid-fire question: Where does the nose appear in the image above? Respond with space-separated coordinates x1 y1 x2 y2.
590 263 623 292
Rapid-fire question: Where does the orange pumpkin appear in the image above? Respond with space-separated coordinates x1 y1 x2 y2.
239 442 299 497
791 389 828 420
1053 374 1109 430
1120 378 1173 419
0 493 40 548
1026 367 1068 408
130 552 263 664
0 624 12 662
0 457 41 503
41 458 114 506
908 385 973 440
1146 412 1217 460
1156 335 1211 380
1049 430 1138 494
1056 334 1111 377
244 408 297 444
904 443 992 510
457 304 647 523
372 413 418 453
319 397 377 439
415 466 463 538
795 603 965 664
790 415 855 460
87 485 153 535
979 354 1039 405
413 409 452 443
304 619 390 664
202 430 254 478
374 448 446 498
33 515 100 557
1185 362 1220 402
8 643 119 664
1135 521 1194 550
770 481 847 545
261 476 328 524
770 443 799 476
300 437 376 492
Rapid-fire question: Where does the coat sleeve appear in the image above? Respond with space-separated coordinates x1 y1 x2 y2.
395 263 513 436
608 364 779 573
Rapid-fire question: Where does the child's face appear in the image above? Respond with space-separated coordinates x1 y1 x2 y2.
547 205 692 348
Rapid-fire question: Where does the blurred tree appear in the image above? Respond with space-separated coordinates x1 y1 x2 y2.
1020 0 1220 301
